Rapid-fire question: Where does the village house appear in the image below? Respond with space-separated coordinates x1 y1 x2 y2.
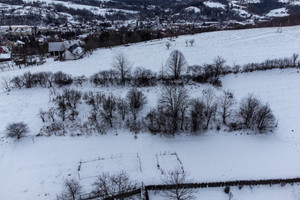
0 46 11 62
48 40 84 60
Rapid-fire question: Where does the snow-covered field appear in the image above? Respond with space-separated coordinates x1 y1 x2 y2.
1 26 300 199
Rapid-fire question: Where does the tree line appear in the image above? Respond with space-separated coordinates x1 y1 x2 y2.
3 52 300 92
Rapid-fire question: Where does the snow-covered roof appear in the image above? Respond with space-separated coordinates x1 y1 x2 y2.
16 40 25 45
0 46 9 53
0 53 10 59
266 8 289 17
203 1 226 9
48 42 65 52
185 6 201 13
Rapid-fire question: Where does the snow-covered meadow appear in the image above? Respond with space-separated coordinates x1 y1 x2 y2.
0 26 300 199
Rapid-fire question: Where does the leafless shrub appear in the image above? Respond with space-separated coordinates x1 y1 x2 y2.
6 122 29 140
1 77 12 92
166 42 171 50
189 39 195 46
238 94 260 129
92 172 137 198
255 103 275 131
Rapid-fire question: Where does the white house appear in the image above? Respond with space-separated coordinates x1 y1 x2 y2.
63 44 84 60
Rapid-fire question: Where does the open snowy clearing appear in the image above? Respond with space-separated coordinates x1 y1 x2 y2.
1 133 300 199
1 26 300 199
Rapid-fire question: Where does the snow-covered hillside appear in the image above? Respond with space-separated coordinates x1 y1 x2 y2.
2 25 300 78
22 0 138 16
1 26 300 200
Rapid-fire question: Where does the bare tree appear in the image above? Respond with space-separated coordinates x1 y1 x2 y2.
202 88 217 129
56 179 82 200
213 56 226 82
39 108 47 122
255 103 275 131
100 94 117 128
53 89 82 121
53 71 73 87
91 173 111 197
6 122 29 140
54 93 69 122
63 89 82 121
146 105 172 134
166 42 171 50
47 107 56 122
117 98 128 121
113 52 132 85
189 39 195 46
292 53 299 67
126 88 147 121
218 90 236 125
83 91 106 124
23 72 33 88
159 86 190 134
238 94 260 129
110 172 137 195
63 89 82 109
166 50 187 79
92 172 137 198
162 168 195 200
189 99 205 132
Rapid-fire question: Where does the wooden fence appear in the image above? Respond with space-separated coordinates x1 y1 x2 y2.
80 177 300 200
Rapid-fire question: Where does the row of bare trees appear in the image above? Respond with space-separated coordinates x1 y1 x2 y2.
39 87 147 135
4 52 300 93
39 85 275 137
146 87 276 135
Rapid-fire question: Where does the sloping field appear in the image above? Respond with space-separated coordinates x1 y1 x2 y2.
2 25 300 78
